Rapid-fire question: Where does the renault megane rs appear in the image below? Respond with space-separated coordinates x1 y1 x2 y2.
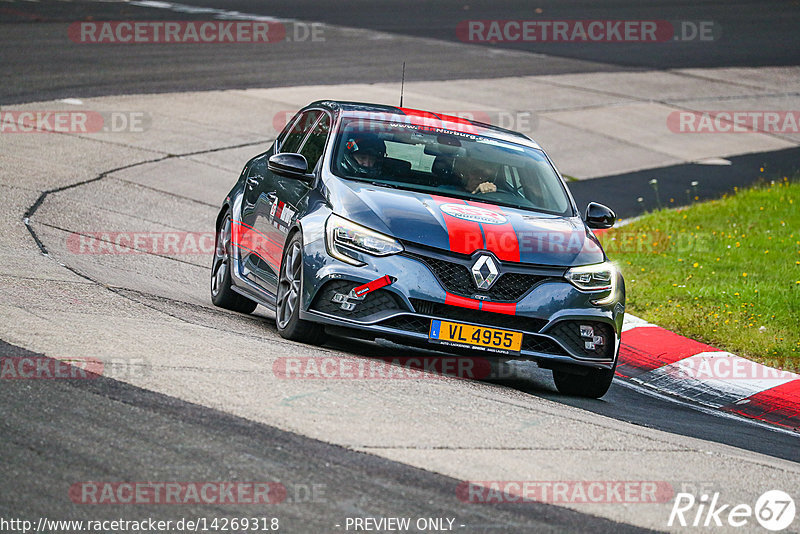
211 100 624 398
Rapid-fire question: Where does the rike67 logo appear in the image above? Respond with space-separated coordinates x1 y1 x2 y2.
669 490 795 531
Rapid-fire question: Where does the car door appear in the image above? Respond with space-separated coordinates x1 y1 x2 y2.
237 110 321 292
240 110 331 296
256 111 331 290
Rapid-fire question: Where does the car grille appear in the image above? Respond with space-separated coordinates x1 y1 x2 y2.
546 320 615 360
310 280 403 319
410 299 546 333
405 252 550 302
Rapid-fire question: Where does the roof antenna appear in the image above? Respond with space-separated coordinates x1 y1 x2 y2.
399 62 406 108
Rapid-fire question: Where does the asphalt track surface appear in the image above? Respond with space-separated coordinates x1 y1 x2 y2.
569 146 800 216
174 0 800 69
2 1 799 532
0 341 654 533
3 0 800 103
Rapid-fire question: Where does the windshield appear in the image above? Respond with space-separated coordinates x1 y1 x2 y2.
331 118 573 216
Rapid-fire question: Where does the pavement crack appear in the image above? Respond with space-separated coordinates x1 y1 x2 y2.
18 137 285 339
23 138 270 256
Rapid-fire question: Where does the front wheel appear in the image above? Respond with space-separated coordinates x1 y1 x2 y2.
275 233 326 345
552 363 616 399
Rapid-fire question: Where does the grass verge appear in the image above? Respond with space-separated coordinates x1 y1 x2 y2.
603 177 800 371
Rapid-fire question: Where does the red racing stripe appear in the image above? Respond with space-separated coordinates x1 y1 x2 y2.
466 201 520 262
233 220 283 248
232 220 282 269
430 195 484 255
443 293 517 316
445 293 480 310
480 301 517 315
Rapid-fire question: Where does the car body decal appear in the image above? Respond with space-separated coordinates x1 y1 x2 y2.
232 220 281 270
430 196 521 263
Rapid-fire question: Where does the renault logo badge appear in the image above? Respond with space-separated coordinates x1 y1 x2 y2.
471 255 499 290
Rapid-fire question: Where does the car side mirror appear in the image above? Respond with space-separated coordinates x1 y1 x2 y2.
585 202 616 229
268 153 313 181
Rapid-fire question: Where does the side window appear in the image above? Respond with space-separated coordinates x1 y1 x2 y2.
280 110 322 154
298 113 331 171
275 112 299 148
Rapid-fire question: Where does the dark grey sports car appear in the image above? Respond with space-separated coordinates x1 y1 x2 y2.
212 100 624 398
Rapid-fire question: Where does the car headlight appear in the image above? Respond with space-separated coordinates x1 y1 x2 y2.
565 261 618 305
325 214 404 266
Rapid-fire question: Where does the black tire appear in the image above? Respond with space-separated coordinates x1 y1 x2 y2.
211 211 258 314
275 232 326 345
552 362 616 399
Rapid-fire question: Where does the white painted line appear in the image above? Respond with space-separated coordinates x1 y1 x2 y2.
694 157 732 165
674 351 799 383
633 351 792 409
130 0 287 22
621 313 656 332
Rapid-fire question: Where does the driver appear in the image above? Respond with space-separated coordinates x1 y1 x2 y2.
343 135 385 176
456 158 498 194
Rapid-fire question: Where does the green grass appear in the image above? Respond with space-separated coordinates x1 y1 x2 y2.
603 177 800 371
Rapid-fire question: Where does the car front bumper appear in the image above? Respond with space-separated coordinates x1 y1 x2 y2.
299 230 625 370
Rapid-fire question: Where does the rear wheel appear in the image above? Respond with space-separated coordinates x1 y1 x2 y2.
276 233 326 345
211 212 258 314
552 362 616 399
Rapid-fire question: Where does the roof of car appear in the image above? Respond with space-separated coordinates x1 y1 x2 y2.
304 100 541 150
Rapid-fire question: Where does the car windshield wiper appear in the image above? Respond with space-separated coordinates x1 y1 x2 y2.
366 180 401 189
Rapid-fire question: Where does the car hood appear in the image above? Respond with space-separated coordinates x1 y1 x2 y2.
327 178 605 267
